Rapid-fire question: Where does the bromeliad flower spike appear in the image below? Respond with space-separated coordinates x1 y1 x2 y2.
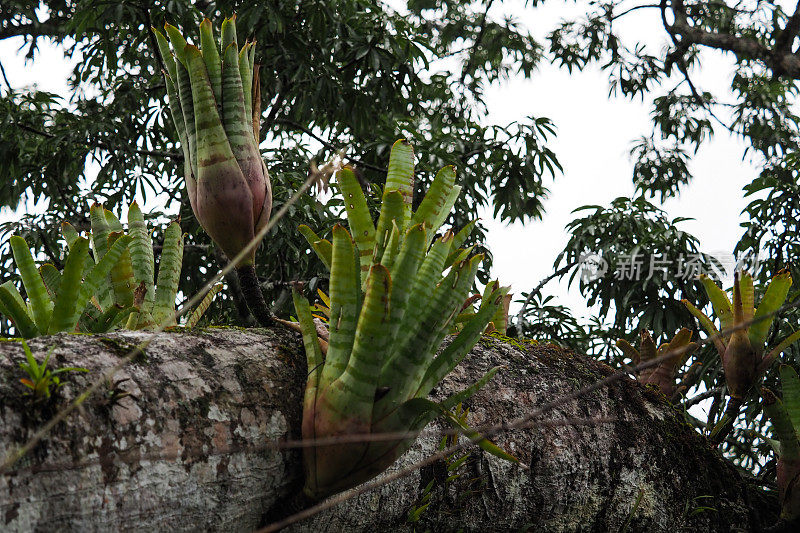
294 140 515 501
153 17 273 325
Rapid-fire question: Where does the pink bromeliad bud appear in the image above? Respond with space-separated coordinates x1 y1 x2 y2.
155 16 271 266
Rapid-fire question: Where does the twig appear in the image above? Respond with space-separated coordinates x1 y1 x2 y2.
514 261 576 331
683 387 722 409
274 119 385 173
0 58 12 91
459 0 496 86
611 3 662 21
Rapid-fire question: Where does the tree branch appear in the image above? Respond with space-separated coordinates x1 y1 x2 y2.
274 119 385 173
662 0 800 78
0 58 11 91
14 121 181 160
459 0 496 86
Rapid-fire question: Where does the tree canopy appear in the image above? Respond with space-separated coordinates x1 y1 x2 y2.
0 0 558 326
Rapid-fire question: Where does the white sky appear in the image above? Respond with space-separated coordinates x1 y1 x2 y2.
0 2 768 323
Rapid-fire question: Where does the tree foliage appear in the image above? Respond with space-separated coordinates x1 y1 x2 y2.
0 0 559 332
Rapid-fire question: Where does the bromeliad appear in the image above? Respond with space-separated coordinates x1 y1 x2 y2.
153 17 273 326
0 232 132 338
684 271 800 399
616 328 698 398
293 140 515 501
70 203 218 330
684 270 800 443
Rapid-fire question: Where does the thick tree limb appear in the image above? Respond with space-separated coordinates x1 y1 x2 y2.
0 329 778 531
662 0 800 78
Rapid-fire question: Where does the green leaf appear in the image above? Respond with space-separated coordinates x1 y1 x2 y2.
128 202 155 314
238 42 254 126
450 220 477 251
373 190 406 271
328 264 392 424
740 272 755 324
767 331 800 370
379 221 401 270
384 223 427 336
699 275 733 332
164 23 189 65
779 365 800 435
39 264 62 300
199 18 222 105
152 220 184 327
443 407 518 463
103 208 123 232
61 222 81 249
411 165 455 232
750 270 792 353
107 232 135 308
49 237 90 334
337 166 376 278
220 16 238 53
79 235 134 317
298 225 332 270
683 299 725 356
379 253 481 412
764 389 800 460
10 235 52 333
416 287 504 398
152 27 177 81
292 287 324 389
89 203 112 261
430 185 462 237
320 225 361 389
0 282 38 338
86 305 125 333
186 284 223 329
385 140 415 227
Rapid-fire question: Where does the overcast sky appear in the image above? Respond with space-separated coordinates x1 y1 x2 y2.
0 1 764 322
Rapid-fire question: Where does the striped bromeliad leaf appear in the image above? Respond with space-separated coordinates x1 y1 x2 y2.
762 365 800 520
616 328 698 399
294 140 515 501
0 234 132 338
683 270 800 399
81 202 216 330
154 17 273 327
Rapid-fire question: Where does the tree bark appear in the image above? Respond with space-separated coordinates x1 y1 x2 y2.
0 328 778 531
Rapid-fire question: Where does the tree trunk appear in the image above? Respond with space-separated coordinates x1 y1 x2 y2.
0 328 777 531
